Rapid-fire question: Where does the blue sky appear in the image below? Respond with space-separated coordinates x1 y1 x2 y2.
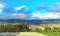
0 0 60 19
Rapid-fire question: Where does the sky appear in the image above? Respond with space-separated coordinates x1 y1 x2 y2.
0 0 60 20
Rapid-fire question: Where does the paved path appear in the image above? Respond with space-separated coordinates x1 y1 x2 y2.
16 32 48 36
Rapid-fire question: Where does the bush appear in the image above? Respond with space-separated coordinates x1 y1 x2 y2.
53 27 60 32
44 27 51 32
34 28 40 32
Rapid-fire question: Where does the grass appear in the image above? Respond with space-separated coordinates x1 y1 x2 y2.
16 32 60 36
16 32 48 36
40 32 60 36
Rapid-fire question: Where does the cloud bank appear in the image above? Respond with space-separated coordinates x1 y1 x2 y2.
32 11 60 19
0 2 60 20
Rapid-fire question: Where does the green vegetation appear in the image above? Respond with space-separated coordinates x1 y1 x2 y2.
0 22 60 36
40 32 60 36
0 23 29 32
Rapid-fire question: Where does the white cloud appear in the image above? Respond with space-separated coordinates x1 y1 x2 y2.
48 3 60 12
0 4 4 9
13 13 17 16
32 11 40 18
0 3 5 14
13 13 26 19
43 13 60 19
32 11 60 19
15 5 26 10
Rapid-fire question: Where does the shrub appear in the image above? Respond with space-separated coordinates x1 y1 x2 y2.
44 26 51 32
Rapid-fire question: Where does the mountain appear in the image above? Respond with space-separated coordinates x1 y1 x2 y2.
0 19 60 24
